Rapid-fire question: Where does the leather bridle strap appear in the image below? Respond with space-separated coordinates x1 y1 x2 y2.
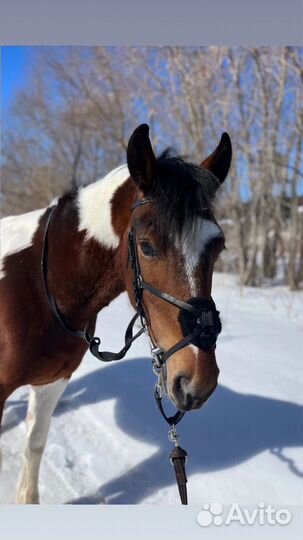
151 325 204 428
141 282 200 316
41 206 146 361
41 207 91 343
88 311 145 361
128 226 202 324
154 386 185 426
160 325 203 364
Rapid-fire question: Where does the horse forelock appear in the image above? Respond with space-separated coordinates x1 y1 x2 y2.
144 153 223 296
146 153 215 250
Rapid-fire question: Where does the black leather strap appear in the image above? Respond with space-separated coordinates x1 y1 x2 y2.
41 207 145 360
154 386 185 426
89 312 145 361
141 282 201 316
160 326 203 364
41 207 90 341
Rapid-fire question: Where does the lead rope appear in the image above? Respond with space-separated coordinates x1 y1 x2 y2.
153 364 188 504
129 226 189 504
149 346 189 505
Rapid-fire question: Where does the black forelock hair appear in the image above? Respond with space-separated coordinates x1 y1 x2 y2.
147 150 219 251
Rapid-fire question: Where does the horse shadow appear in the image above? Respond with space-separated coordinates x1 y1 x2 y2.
3 357 302 504
56 357 301 504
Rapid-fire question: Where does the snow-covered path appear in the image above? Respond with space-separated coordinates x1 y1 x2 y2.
0 274 302 504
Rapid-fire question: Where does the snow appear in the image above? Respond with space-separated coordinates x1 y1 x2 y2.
0 273 302 505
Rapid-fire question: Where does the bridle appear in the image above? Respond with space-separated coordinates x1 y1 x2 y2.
41 198 222 504
127 199 221 421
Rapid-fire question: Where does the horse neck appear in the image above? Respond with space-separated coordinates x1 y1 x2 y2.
47 166 136 327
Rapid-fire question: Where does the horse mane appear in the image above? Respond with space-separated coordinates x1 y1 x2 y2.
148 150 217 250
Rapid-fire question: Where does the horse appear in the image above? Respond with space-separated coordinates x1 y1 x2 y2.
0 124 232 503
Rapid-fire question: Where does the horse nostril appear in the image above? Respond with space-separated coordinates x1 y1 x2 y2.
173 376 197 410
172 374 218 411
185 393 194 409
174 375 188 396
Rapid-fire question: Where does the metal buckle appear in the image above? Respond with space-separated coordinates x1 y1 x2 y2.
151 345 162 357
151 346 163 369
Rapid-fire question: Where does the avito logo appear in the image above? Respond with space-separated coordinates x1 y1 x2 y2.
197 502 291 527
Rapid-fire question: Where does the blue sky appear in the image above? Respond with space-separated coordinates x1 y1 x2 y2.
1 46 302 197
1 46 33 112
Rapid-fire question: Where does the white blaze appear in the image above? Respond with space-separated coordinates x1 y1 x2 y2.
180 218 222 295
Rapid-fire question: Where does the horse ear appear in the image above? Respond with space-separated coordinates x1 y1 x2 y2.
127 124 156 194
201 132 232 186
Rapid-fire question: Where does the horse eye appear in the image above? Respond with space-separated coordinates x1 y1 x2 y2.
139 241 156 257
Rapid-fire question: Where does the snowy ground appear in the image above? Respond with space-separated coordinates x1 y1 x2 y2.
0 273 302 505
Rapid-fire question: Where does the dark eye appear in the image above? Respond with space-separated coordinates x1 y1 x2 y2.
206 236 226 251
139 240 156 257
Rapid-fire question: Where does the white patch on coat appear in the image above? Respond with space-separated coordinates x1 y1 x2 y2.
77 165 130 249
180 218 223 295
50 196 59 206
0 208 45 280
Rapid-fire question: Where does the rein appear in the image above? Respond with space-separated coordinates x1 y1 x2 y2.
41 207 146 357
41 200 221 505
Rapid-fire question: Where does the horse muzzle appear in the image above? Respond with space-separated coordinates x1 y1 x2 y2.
169 352 220 412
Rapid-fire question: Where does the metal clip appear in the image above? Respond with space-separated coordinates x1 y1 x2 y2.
151 345 162 357
168 424 180 447
169 426 188 466
151 346 163 370
152 361 162 376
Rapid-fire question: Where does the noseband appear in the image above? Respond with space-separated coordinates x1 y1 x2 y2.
41 198 222 504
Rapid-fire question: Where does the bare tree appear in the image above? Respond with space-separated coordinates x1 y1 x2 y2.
2 46 302 289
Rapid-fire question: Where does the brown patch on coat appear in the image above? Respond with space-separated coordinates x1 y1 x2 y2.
0 189 131 395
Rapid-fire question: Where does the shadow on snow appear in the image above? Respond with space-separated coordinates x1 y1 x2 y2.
3 357 302 503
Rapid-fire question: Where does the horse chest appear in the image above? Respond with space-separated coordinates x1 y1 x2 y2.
0 310 89 387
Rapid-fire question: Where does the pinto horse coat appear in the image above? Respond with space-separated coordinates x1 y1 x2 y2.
0 125 232 503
